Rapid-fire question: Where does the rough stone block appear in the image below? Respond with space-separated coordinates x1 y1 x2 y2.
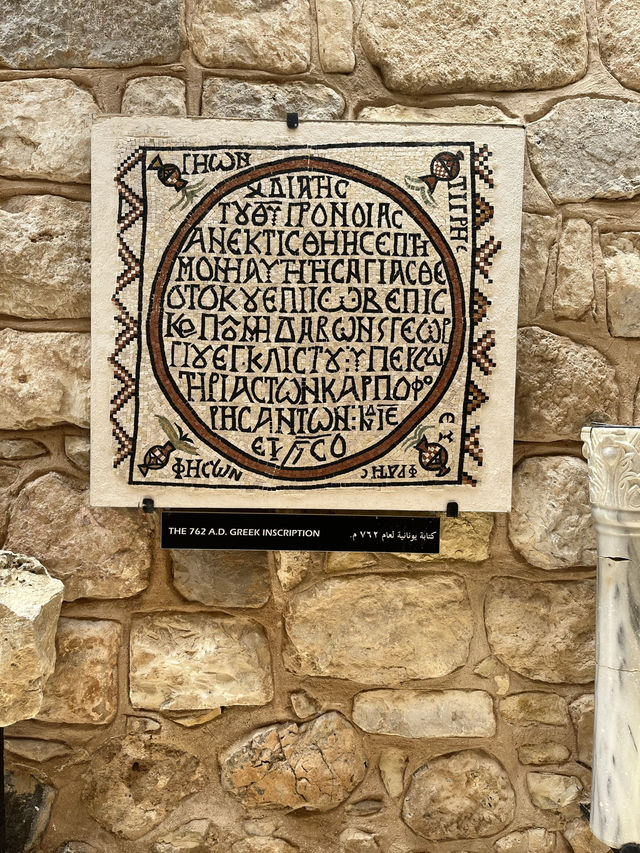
5 473 151 601
509 456 596 569
5 767 56 853
64 436 90 471
187 0 311 73
0 79 96 182
37 618 121 725
528 98 640 203
5 739 70 762
569 694 594 766
122 76 186 116
601 232 640 337
353 689 496 737
220 712 366 810
317 0 355 72
82 734 204 839
0 0 182 67
499 692 569 726
171 549 270 607
284 574 473 683
554 219 594 320
130 612 273 710
0 439 47 460
402 750 515 840
598 0 640 91
563 817 611 852
359 0 587 94
276 551 322 590
494 829 556 852
515 327 617 442
379 748 407 798
517 743 571 766
519 213 558 325
527 772 581 811
0 195 90 319
202 79 344 121
358 104 513 124
486 577 595 683
0 329 90 430
0 551 63 726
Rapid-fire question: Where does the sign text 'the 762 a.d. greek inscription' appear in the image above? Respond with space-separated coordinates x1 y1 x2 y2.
91 118 524 511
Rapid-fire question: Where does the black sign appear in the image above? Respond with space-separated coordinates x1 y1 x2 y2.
162 512 440 553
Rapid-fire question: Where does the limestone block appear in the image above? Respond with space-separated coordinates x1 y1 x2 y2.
276 551 322 590
527 772 582 811
152 819 219 852
515 327 617 442
598 0 640 91
499 692 569 726
358 104 513 124
339 830 379 852
563 818 611 853
345 799 383 816
379 748 407 798
5 768 56 853
64 436 90 471
0 464 17 541
130 612 273 710
220 712 366 810
0 0 182 67
233 840 298 853
494 828 556 852
569 694 594 766
402 750 515 840
290 690 320 718
171 549 270 607
82 734 204 840
5 473 151 600
284 574 473 683
37 618 121 724
0 79 96 182
202 79 344 121
122 76 186 116
518 743 571 765
325 551 378 572
359 0 587 94
0 439 47 459
509 456 596 569
57 845 99 853
485 578 595 683
0 329 90 430
0 195 90 319
554 219 594 320
5 738 70 762
0 551 63 726
352 689 496 738
528 98 640 203
187 0 311 73
601 232 640 337
393 512 493 563
317 0 354 72
519 213 558 325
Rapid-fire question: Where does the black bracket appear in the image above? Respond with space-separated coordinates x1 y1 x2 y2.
446 501 459 518
286 112 299 130
141 497 155 514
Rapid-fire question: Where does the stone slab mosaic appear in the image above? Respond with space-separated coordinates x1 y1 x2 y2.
91 118 524 510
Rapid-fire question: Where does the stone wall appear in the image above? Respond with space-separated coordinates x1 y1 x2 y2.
0 0 636 850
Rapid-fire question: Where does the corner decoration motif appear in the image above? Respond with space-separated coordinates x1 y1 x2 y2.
93 118 524 511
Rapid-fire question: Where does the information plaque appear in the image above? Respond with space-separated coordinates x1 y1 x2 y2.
162 512 440 553
91 118 524 511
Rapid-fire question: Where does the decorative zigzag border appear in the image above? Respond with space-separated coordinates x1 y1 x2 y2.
109 148 144 468
463 144 499 486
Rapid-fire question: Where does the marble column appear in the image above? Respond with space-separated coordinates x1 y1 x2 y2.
582 425 640 849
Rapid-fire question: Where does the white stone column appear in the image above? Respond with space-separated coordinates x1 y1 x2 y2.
582 425 640 848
